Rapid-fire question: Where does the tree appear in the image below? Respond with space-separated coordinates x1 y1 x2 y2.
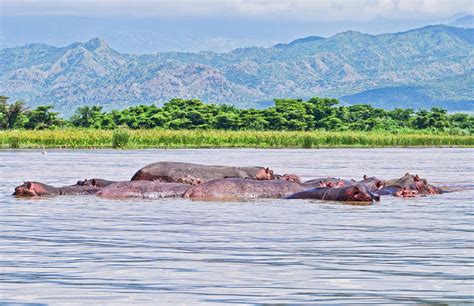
214 113 241 130
70 106 108 128
0 96 27 129
24 105 64 129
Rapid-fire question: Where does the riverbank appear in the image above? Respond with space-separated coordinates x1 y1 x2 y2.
1 129 473 149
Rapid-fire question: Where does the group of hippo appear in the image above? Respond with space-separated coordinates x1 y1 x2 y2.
13 161 443 203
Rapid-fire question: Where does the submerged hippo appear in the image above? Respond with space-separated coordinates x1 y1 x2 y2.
378 173 442 197
358 175 385 191
183 178 304 199
13 181 100 197
96 181 191 199
76 178 117 188
131 161 273 183
302 177 354 188
286 184 380 202
273 173 301 183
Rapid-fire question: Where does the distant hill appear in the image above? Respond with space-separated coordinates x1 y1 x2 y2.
0 25 473 115
447 15 474 28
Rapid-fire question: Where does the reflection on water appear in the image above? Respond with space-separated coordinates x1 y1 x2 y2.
0 148 473 304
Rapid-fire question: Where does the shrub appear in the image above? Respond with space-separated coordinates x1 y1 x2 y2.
112 129 130 148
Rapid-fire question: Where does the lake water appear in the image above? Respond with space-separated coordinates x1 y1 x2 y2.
1 148 473 304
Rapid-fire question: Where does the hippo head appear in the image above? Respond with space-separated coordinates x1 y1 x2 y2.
257 167 273 180
320 179 344 188
346 185 380 202
399 173 435 194
77 179 93 186
394 187 419 197
13 182 58 197
361 175 386 190
276 173 301 183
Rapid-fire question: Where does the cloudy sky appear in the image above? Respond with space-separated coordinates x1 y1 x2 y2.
0 0 472 52
2 0 472 19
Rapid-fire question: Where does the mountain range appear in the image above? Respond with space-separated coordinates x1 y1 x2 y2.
1 24 473 115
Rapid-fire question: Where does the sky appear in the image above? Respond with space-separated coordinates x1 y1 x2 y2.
0 0 472 52
2 0 472 20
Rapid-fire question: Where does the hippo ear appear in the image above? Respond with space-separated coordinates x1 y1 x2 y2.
337 181 345 187
327 182 334 187
91 179 97 187
414 174 420 182
405 172 410 176
351 179 356 182
363 174 368 180
26 182 32 189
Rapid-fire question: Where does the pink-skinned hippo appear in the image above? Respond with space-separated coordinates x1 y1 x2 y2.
183 178 304 199
96 181 191 199
286 184 380 202
13 181 100 197
131 161 273 183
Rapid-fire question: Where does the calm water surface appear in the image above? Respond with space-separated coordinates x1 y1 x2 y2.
0 148 473 304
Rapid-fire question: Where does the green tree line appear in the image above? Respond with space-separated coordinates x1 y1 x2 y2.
1 96 472 134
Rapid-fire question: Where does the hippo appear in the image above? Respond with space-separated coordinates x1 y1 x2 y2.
273 173 301 183
131 161 273 183
76 178 117 188
302 177 352 188
183 178 304 199
286 184 381 202
13 181 100 197
378 173 442 197
96 181 191 199
358 175 385 191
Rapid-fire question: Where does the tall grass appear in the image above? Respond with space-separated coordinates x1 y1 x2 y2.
112 129 130 148
0 129 472 149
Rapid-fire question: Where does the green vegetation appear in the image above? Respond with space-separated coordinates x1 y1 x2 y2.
1 95 473 148
1 129 472 149
112 128 130 148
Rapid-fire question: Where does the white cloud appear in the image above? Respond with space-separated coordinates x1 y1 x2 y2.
1 0 472 20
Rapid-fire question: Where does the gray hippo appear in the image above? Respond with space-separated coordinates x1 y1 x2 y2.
13 181 100 197
357 175 386 191
302 175 384 191
302 177 351 188
183 178 304 199
76 178 117 188
378 173 442 197
131 161 273 183
96 181 191 199
286 184 381 202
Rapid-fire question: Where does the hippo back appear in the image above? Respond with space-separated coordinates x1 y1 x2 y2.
183 178 303 199
131 161 267 182
97 181 191 198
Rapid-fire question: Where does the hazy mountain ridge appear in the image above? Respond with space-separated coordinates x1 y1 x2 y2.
1 25 473 114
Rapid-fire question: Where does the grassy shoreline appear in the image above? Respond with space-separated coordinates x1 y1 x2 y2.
1 129 473 149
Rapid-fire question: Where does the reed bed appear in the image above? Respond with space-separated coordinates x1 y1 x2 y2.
0 129 472 149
